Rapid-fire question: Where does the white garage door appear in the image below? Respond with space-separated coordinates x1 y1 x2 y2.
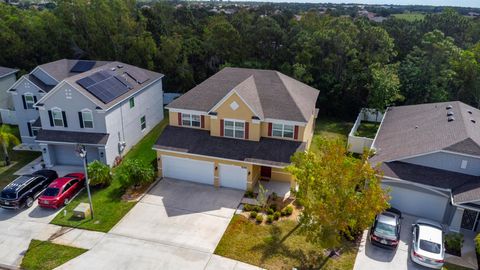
52 145 99 166
384 184 448 222
162 155 214 185
219 164 248 190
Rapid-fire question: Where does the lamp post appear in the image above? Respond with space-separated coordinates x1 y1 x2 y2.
77 144 94 219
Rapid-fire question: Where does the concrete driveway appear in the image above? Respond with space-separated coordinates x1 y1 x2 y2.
57 178 260 270
354 215 434 270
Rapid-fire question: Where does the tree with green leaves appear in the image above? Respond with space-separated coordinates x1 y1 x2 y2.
367 63 403 118
87 160 112 187
0 125 19 166
286 139 389 248
114 159 155 188
452 42 480 108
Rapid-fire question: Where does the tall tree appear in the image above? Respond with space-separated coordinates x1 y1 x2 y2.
367 63 403 115
452 42 480 107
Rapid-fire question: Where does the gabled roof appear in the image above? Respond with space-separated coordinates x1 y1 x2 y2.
167 67 319 122
371 101 480 164
37 59 110 83
0 66 18 79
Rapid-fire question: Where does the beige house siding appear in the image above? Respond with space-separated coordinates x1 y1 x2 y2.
303 114 316 148
260 121 312 143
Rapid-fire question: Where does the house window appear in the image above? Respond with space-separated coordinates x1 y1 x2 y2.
52 109 64 127
81 110 94 128
32 127 39 137
272 123 294 138
129 97 135 108
182 113 201 127
25 94 35 109
140 116 146 131
224 120 244 139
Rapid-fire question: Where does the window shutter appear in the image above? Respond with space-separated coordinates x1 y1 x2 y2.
201 115 205 128
62 111 68 127
220 119 224 137
48 110 54 126
27 122 33 137
22 95 27 109
268 123 272 136
33 96 37 103
178 113 182 126
245 122 249 140
78 112 84 128
294 126 299 140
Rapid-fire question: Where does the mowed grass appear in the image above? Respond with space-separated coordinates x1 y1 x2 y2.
354 121 380 139
50 118 169 232
215 215 358 270
0 125 41 189
392 13 426 21
21 240 86 270
314 117 353 142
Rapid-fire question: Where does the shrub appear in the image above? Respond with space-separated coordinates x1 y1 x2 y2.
266 215 274 223
475 233 480 266
271 192 278 200
87 160 112 187
267 208 274 215
281 209 287 216
256 214 263 223
250 211 257 219
253 205 261 212
243 204 252 211
285 205 294 216
445 233 464 256
244 191 254 198
270 204 277 211
274 211 281 220
114 159 155 188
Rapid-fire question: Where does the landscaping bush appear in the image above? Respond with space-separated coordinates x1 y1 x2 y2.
284 205 293 216
253 205 261 212
244 191 254 198
243 204 252 212
271 192 278 200
266 215 274 223
256 214 263 223
475 233 480 267
274 211 281 220
270 204 277 211
87 160 112 187
267 208 274 215
445 233 464 256
250 211 257 219
114 159 155 188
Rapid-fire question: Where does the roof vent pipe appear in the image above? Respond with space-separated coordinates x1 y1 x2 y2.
447 116 455 122
446 105 453 110
447 111 454 116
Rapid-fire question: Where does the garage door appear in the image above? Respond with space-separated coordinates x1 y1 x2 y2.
52 145 99 166
219 164 248 190
162 155 214 185
383 184 448 222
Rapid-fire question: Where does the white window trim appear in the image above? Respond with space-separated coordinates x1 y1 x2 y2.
140 115 146 131
129 97 135 108
182 113 201 127
24 92 35 109
51 107 64 127
81 109 94 129
223 119 245 139
271 123 295 139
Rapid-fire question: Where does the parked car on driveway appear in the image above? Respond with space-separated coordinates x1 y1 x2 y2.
369 208 402 249
38 173 85 209
0 170 58 209
411 219 445 269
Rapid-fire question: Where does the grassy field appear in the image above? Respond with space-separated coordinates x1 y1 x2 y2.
0 125 41 189
215 215 358 270
21 240 86 270
50 118 168 232
392 13 426 21
354 121 380 139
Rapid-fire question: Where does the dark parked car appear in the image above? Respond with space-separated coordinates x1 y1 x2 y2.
369 208 402 249
0 170 58 209
38 173 85 209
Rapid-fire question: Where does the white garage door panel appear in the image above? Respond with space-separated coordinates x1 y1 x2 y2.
219 164 248 190
162 155 214 185
53 145 99 166
384 184 448 222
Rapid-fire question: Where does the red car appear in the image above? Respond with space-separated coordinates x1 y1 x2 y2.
38 173 85 209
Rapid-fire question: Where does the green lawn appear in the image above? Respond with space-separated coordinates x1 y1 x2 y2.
392 13 426 21
50 118 169 232
21 240 86 270
215 215 358 270
0 125 41 189
443 263 475 270
314 117 353 142
354 121 380 139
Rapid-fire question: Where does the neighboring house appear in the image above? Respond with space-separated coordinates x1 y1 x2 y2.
0 66 18 124
9 59 164 166
370 101 480 232
153 67 319 191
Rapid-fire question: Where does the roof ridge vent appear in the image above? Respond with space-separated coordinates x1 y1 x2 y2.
447 111 454 116
447 116 455 122
446 105 453 110
117 64 124 68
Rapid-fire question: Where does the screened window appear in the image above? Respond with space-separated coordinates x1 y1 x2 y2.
81 110 94 128
129 97 135 108
182 113 201 127
272 123 294 138
25 94 35 109
140 116 146 131
224 120 244 139
52 109 64 127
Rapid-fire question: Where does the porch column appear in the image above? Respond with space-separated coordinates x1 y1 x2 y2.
40 143 53 167
97 146 107 164
449 208 464 232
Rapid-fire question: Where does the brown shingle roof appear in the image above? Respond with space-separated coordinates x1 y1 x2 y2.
36 129 109 145
167 67 319 122
371 101 480 164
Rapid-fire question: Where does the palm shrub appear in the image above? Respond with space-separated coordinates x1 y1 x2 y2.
0 125 19 166
445 232 463 256
114 159 155 188
87 160 112 187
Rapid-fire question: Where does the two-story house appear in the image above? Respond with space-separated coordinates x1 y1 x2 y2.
370 101 480 232
0 66 18 124
153 67 319 191
32 61 165 167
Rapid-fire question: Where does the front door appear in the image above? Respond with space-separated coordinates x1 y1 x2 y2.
461 209 479 231
261 166 272 179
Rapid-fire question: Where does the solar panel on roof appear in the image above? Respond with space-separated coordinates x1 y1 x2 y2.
125 68 150 84
70 61 96 73
76 70 131 104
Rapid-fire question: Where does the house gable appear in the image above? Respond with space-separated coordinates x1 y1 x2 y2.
400 151 480 176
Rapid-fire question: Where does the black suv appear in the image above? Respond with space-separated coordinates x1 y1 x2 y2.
0 170 58 209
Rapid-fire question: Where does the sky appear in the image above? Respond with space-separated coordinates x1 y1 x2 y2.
233 0 480 8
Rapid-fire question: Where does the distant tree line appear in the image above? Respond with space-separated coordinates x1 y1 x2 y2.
1 1 480 118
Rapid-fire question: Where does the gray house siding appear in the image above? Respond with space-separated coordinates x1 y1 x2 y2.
0 74 16 109
402 151 480 176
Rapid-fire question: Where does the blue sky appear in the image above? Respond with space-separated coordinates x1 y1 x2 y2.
235 0 480 8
